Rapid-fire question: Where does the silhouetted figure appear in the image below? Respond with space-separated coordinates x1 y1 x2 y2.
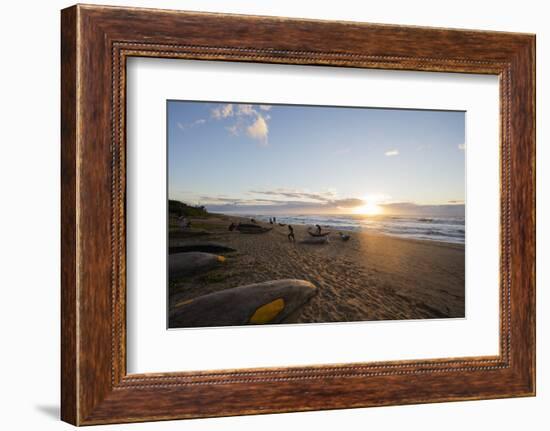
273 217 277 224
288 225 295 242
250 218 257 224
315 224 322 235
269 218 273 224
178 216 191 229
228 222 236 231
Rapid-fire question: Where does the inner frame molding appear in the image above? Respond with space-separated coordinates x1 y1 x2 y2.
61 4 534 425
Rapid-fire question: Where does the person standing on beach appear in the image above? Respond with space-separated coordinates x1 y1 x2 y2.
288 225 295 242
315 224 322 235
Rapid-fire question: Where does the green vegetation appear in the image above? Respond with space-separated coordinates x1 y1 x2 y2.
168 200 209 218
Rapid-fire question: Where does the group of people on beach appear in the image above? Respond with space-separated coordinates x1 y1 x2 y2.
268 217 297 242
227 218 338 243
264 216 295 241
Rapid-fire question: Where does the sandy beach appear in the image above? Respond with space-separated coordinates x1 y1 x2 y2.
168 214 465 326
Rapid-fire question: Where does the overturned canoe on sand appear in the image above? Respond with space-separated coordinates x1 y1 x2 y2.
170 279 318 327
169 252 225 277
300 236 329 245
168 242 236 255
237 223 261 229
307 230 331 237
169 228 211 239
236 224 272 234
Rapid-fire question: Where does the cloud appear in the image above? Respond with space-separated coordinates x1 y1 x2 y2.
458 143 466 151
182 189 465 218
384 149 399 156
236 104 257 116
246 116 269 145
199 197 465 217
381 202 465 217
226 124 239 135
196 194 287 206
249 188 337 202
332 198 364 208
199 196 243 204
211 103 259 119
211 104 234 119
209 103 271 146
177 118 206 131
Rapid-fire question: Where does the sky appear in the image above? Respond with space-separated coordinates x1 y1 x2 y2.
168 100 465 216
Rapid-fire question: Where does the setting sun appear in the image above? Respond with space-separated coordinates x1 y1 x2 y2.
351 194 388 216
352 201 383 216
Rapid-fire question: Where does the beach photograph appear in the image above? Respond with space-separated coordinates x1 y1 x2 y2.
167 101 465 329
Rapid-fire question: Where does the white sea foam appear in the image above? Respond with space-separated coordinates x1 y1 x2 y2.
242 213 465 244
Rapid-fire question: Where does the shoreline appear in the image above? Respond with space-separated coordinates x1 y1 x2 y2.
211 212 465 249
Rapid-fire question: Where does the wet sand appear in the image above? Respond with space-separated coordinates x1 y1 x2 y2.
168 215 465 325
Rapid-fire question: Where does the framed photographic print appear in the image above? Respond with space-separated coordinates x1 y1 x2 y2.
165 100 466 330
61 4 536 425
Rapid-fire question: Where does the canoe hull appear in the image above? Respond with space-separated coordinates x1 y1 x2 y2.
169 252 225 277
170 279 318 327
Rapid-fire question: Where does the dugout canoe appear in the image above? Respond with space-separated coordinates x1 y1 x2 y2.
170 279 318 327
168 252 225 277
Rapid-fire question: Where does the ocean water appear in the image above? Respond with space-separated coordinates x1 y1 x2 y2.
250 214 465 244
